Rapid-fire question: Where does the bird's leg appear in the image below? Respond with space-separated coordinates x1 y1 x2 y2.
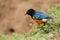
43 22 46 26
36 24 40 28
40 22 47 29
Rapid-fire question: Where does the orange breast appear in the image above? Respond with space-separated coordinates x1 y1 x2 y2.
32 17 44 25
34 20 44 25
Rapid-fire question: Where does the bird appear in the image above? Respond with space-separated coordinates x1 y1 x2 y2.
25 9 52 27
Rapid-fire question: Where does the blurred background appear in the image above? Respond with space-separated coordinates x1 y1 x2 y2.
0 0 60 40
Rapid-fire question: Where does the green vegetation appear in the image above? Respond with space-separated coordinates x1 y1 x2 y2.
0 5 60 40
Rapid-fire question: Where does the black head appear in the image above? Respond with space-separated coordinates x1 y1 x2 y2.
25 9 35 17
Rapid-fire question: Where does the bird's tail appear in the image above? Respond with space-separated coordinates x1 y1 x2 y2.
47 16 53 19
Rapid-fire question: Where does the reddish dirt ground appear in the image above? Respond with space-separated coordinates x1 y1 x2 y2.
0 0 60 35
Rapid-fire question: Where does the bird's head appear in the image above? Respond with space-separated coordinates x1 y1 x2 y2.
25 9 35 17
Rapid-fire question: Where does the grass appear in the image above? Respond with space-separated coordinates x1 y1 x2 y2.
0 5 60 40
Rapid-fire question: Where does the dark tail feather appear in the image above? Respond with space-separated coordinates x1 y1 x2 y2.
47 16 53 19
